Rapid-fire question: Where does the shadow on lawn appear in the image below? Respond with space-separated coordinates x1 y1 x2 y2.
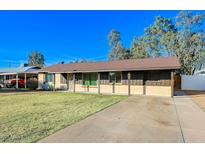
0 88 37 94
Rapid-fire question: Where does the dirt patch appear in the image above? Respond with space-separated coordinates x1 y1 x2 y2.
145 97 176 128
155 118 174 126
185 90 205 112
162 101 171 106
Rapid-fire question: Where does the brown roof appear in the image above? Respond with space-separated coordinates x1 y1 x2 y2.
40 56 180 73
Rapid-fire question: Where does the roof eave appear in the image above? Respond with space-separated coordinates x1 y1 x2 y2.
38 66 180 74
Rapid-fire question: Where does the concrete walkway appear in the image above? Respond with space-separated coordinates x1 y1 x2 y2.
39 96 184 143
174 91 205 143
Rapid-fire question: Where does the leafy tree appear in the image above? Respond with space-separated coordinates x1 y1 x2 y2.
107 29 131 60
143 16 177 57
28 51 45 68
107 29 121 47
130 36 149 58
163 11 205 75
109 42 131 60
130 12 205 75
106 11 205 75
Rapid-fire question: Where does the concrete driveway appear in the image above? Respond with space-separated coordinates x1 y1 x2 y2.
39 93 205 143
39 95 182 143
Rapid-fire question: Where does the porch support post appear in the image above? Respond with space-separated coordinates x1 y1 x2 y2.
128 72 131 96
4 75 6 81
24 73 27 89
67 73 69 91
4 75 6 85
98 72 100 95
38 73 42 89
16 73 18 89
73 73 75 93
171 70 174 97
53 74 56 91
143 72 146 95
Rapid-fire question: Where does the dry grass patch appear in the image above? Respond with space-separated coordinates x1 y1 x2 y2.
0 92 127 143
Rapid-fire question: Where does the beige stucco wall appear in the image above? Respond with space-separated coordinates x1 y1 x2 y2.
130 85 144 95
75 84 98 93
89 86 98 93
115 84 128 94
75 84 86 92
54 73 68 90
74 84 172 97
100 85 113 94
38 73 45 89
54 73 61 89
145 86 172 97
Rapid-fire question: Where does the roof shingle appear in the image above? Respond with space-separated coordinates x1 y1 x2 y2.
40 56 180 73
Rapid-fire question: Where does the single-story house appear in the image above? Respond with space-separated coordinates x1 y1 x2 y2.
38 56 180 97
0 64 41 88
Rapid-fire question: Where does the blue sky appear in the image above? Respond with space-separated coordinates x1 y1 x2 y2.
0 10 203 68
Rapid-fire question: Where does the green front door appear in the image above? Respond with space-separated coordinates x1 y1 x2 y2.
84 74 90 86
90 73 97 86
83 73 97 86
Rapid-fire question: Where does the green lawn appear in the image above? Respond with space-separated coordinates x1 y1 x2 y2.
0 92 127 143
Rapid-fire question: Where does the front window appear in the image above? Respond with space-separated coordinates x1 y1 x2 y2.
75 73 82 81
109 72 122 83
46 73 54 82
6 75 9 80
0 76 3 82
6 75 15 80
100 72 109 80
109 72 115 83
60 73 67 84
116 72 121 83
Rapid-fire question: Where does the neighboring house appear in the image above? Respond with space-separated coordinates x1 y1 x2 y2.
194 68 205 75
0 64 41 88
38 56 180 97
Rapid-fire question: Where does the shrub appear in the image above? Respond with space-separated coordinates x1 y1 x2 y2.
27 78 38 90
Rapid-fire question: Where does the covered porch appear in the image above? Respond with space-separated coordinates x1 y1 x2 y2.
38 70 175 97
0 73 38 88
0 66 40 89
